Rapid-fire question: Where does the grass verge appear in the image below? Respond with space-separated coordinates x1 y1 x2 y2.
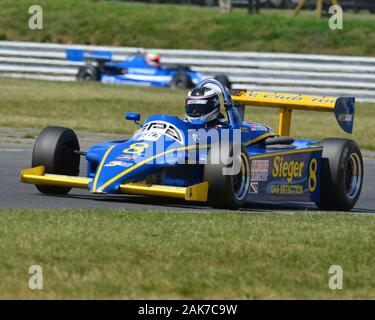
0 78 374 150
1 0 375 55
0 209 374 299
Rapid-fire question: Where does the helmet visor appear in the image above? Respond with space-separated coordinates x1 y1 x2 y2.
186 100 216 117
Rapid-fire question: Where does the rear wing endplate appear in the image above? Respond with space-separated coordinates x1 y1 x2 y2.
66 49 113 62
231 90 355 136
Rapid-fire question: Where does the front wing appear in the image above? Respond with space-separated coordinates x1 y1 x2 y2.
20 166 208 202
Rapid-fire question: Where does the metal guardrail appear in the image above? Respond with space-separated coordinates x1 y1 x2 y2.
0 40 374 102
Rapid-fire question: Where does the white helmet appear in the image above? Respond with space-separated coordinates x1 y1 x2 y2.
185 87 220 124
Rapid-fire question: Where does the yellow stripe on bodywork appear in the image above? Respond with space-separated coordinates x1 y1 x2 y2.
97 144 210 192
249 147 323 160
92 145 115 192
243 132 271 146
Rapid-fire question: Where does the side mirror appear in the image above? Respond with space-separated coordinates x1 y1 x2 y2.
125 112 141 125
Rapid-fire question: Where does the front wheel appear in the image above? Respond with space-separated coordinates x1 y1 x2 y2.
316 138 363 211
32 126 80 195
76 66 98 81
204 143 250 209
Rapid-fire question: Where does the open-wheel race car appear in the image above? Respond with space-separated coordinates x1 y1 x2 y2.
66 49 231 89
20 79 363 210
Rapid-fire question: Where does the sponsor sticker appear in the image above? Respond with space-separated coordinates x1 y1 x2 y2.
271 184 303 195
272 156 304 183
187 99 207 105
338 114 353 122
117 154 137 160
137 131 161 141
251 160 269 182
104 161 133 168
249 182 258 194
250 125 268 131
127 68 156 75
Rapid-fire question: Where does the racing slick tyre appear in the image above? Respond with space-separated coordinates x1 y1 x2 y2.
32 126 80 195
316 138 363 211
204 142 250 209
214 75 232 90
170 72 193 89
76 66 98 81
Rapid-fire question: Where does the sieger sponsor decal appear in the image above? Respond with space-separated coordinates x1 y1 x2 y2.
272 156 304 183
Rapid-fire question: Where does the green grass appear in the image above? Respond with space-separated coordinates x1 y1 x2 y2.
0 209 374 299
0 78 374 150
1 0 375 55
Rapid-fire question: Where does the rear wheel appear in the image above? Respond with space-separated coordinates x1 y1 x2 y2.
170 72 193 89
316 138 363 211
32 126 80 195
204 142 250 209
214 75 232 89
77 66 98 81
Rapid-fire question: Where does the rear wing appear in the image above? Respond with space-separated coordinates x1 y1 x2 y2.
65 49 113 62
231 90 355 136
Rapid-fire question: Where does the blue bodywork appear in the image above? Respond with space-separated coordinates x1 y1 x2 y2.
101 56 204 87
84 101 323 204
66 49 205 87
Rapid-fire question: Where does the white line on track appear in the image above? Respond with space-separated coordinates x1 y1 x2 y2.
0 148 31 152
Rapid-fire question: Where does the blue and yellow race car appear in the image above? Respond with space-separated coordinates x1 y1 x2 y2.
20 79 363 210
66 49 231 89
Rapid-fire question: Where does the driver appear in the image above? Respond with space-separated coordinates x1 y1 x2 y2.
185 87 228 128
145 51 161 67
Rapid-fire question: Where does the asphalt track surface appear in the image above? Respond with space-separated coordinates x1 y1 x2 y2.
0 128 374 213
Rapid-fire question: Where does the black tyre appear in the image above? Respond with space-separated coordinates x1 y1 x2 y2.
316 138 363 211
204 142 250 209
76 66 98 81
170 72 193 89
32 126 80 195
214 75 232 90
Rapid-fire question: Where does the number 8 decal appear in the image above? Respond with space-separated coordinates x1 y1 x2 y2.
308 158 317 193
123 142 149 154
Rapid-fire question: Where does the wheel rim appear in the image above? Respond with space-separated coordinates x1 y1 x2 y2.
175 79 185 89
176 80 183 88
83 74 92 80
232 153 250 201
344 153 362 199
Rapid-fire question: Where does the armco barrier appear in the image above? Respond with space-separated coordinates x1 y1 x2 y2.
0 41 374 102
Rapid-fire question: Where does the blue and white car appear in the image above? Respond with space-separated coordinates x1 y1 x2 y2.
66 49 231 89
